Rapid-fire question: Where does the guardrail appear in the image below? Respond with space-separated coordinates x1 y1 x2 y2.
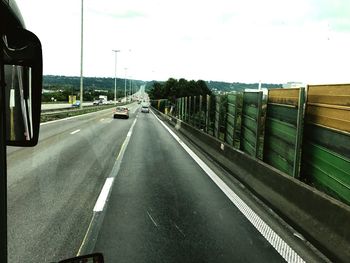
40 104 124 122
152 106 350 262
40 103 118 113
153 85 350 206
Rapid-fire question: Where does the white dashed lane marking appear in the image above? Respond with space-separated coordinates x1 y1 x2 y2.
70 129 81 135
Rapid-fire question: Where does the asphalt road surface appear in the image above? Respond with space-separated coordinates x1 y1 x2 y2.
90 111 321 262
7 102 140 263
7 103 325 263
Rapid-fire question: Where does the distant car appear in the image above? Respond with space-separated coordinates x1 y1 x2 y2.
113 106 129 119
93 100 102 106
72 100 81 107
141 104 149 113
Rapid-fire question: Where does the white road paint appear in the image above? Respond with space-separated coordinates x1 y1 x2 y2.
76 213 96 256
93 177 114 212
174 223 186 237
70 129 81 135
116 118 137 161
100 118 113 124
132 106 139 114
78 115 138 256
152 111 305 263
147 211 158 227
93 116 138 211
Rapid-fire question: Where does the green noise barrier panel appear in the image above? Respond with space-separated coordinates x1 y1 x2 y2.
263 88 305 178
240 91 263 158
302 84 350 204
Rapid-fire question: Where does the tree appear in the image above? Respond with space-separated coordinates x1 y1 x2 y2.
148 78 212 102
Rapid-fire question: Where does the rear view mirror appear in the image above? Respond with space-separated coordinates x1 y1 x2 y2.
2 28 42 146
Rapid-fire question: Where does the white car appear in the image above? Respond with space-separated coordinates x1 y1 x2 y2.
141 104 149 113
113 106 129 119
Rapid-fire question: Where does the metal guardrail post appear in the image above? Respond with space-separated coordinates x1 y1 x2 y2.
214 95 220 139
255 91 263 158
199 95 202 129
205 95 210 133
293 88 305 178
189 96 192 124
181 97 184 120
184 97 188 122
193 96 197 127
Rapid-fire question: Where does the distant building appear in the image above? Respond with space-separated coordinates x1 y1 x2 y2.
283 82 306 88
94 89 108 93
42 89 56 94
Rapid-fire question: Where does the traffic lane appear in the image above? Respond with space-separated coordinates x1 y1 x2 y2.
93 111 283 262
6 102 138 156
7 105 139 187
38 102 139 144
7 110 138 263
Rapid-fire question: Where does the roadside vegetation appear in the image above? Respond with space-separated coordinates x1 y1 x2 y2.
148 78 212 103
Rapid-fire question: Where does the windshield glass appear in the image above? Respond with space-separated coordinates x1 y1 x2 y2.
7 0 350 263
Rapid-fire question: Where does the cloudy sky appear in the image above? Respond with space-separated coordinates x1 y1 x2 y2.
16 0 350 84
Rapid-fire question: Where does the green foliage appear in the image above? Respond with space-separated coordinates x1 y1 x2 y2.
42 75 143 102
43 75 145 90
148 78 212 102
206 81 282 92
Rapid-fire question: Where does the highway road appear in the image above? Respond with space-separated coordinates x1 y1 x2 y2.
89 110 324 263
7 103 140 262
7 102 326 262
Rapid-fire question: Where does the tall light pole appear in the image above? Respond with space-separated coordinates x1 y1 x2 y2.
79 0 84 109
124 68 128 102
112 50 120 104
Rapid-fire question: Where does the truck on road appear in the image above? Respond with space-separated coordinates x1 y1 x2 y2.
99 95 108 104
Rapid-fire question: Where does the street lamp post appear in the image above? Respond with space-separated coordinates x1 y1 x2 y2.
112 50 120 104
79 0 84 109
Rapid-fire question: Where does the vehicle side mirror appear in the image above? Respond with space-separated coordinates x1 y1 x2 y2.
2 28 42 146
58 253 104 263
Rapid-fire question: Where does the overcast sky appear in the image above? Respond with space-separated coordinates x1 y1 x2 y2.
16 0 350 84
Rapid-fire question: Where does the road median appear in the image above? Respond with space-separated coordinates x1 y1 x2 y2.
40 104 126 123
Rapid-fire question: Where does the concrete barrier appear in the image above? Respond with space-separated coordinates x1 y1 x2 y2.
152 108 350 262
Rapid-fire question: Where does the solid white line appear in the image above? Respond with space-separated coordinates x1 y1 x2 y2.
93 177 114 212
94 117 138 211
127 131 132 137
76 213 96 256
174 223 186 237
147 211 158 227
151 111 305 263
70 129 81 135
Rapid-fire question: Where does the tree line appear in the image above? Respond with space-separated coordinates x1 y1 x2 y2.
41 88 124 102
148 78 212 102
44 75 145 90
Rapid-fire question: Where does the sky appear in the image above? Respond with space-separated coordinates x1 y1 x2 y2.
15 0 350 84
